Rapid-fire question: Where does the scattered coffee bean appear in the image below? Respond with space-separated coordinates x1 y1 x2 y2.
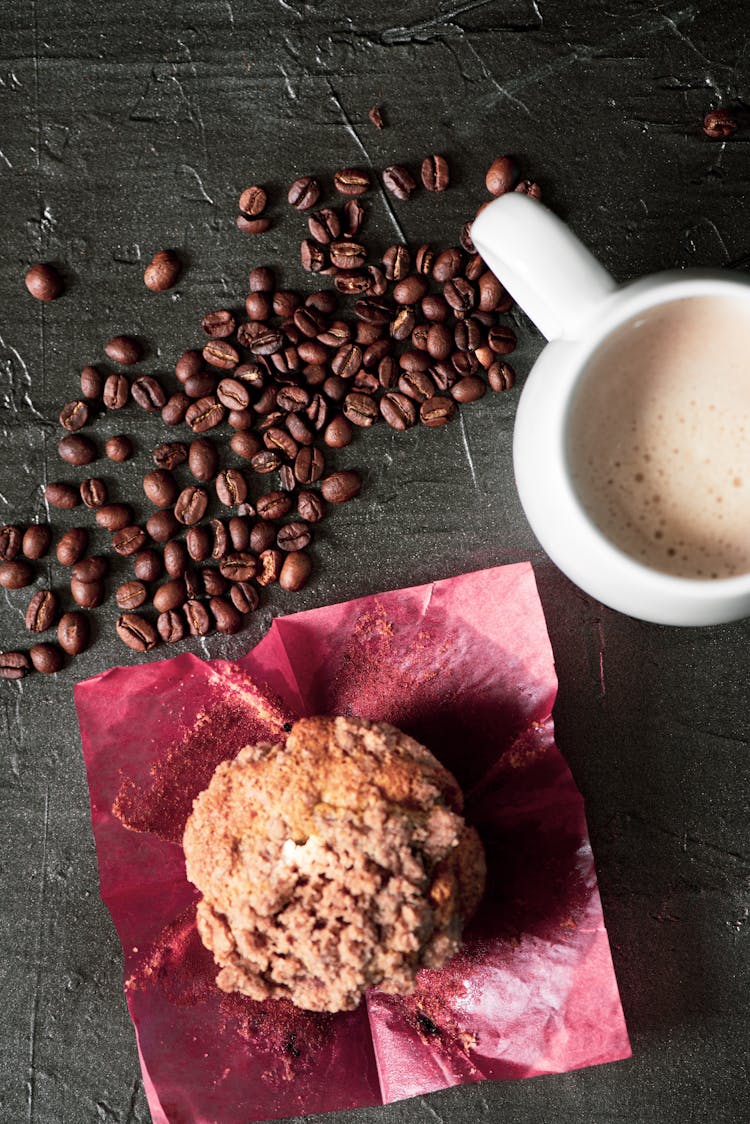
188 437 219 481
157 609 186 643
162 391 190 425
239 185 267 215
321 470 362 504
80 478 107 508
116 581 148 610
186 395 225 432
96 503 133 532
229 581 259 613
703 107 738 138
133 548 163 582
202 310 236 339
203 340 239 370
459 221 476 254
451 375 486 403
25 589 58 632
277 521 312 552
368 105 384 128
380 391 417 429
343 392 378 428
56 528 88 566
288 175 321 210
146 509 180 543
175 485 208 525
215 468 247 506
25 262 63 301
143 469 178 508
217 378 250 410
230 431 262 460
382 164 417 201
30 643 64 674
236 215 272 235
72 556 108 583
210 596 243 634
132 375 166 411
151 441 187 471
248 266 274 292
184 569 202 600
443 277 475 313
112 525 147 556
70 577 104 608
186 525 211 562
219 552 258 581
105 335 142 366
432 248 463 282
105 435 133 462
515 179 541 199
255 548 282 587
421 154 449 192
257 491 293 520
164 540 188 578
323 415 353 448
0 651 32 679
185 599 211 637
103 373 130 410
488 325 516 354
420 395 456 427
144 249 180 291
58 434 97 466
0 525 22 561
296 490 325 523
22 525 51 560
333 168 370 196
153 579 187 613
486 155 519 195
488 361 516 391
279 551 312 592
58 611 90 655
203 567 226 598
116 613 158 652
59 399 90 432
251 450 282 474
227 516 250 551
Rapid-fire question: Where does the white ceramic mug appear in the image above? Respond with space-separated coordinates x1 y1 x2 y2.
471 194 750 625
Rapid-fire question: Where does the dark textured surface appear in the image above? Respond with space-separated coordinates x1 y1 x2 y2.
1 2 749 1122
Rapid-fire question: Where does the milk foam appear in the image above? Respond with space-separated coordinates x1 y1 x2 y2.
567 296 750 579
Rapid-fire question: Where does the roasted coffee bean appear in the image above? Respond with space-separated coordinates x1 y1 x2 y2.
330 343 361 379
378 356 399 389
421 153 449 191
293 306 325 339
412 324 430 352
56 528 88 566
105 335 142 366
263 428 298 461
297 339 328 365
143 249 180 291
215 468 247 507
228 408 254 430
333 269 370 295
305 208 339 245
342 198 365 237
488 361 516 392
116 580 148 610
354 296 393 325
112 525 147 557
224 517 247 552
486 155 519 195
162 391 190 426
239 184 267 215
279 465 295 491
203 567 228 596
459 221 475 254
0 525 22 561
25 589 58 632
134 549 163 582
443 277 475 313
157 609 185 643
297 490 326 523
256 491 292 521
380 391 417 430
394 275 428 306
249 449 280 474
277 384 310 413
186 396 225 432
244 293 273 322
143 469 178 508
286 411 313 445
131 375 166 411
323 375 347 403
22 525 51 560
77 478 105 511
277 522 311 552
426 323 453 360
430 361 458 392
415 244 435 275
488 325 517 353
300 239 326 273
382 244 410 281
183 599 210 637
272 291 300 320
452 350 479 376
229 582 258 613
703 107 738 138
292 446 324 484
58 611 89 655
333 167 370 196
343 392 377 428
398 369 435 402
451 375 487 403
72 556 107 583
219 552 258 581
58 434 97 466
353 369 379 394
96 503 132 531
183 569 201 600
420 395 456 427
59 399 89 432
188 437 219 482
1 649 32 679
174 486 208 525
279 551 312 592
186 525 211 562
146 509 180 544
229 432 262 461
515 179 541 198
45 481 80 509
153 579 186 613
248 521 276 554
203 339 239 369
202 309 236 339
454 319 482 352
248 266 274 292
25 262 62 301
465 252 484 282
175 349 204 383
30 643 64 674
105 435 133 462
209 518 229 560
321 470 362 504
70 577 104 608
255 548 282 587
151 441 187 471
323 415 353 448
163 541 188 579
236 215 271 235
329 240 367 270
382 164 417 200
116 613 158 652
388 307 413 344
478 271 505 312
422 295 450 324
216 378 250 410
103 373 130 410
250 328 284 358
209 596 243 634
432 247 463 283
288 175 320 210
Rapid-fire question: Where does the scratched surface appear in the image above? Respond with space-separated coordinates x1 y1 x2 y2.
1 1 749 1122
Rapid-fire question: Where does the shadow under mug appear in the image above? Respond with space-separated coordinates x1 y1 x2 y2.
471 194 750 626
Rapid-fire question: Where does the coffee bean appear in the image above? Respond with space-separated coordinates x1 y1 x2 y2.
186 525 211 562
174 486 208 525
277 521 312 552
329 240 367 270
184 570 201 600
343 392 377 428
133 549 163 583
59 434 97 466
80 478 107 508
288 175 321 210
432 247 463 283
116 613 158 652
420 395 456 427
146 509 180 544
264 427 298 460
398 369 435 402
426 323 453 361
247 521 274 554
228 408 254 431
72 556 108 582
30 643 64 674
279 551 312 592
393 275 428 305
323 415 353 448
25 262 62 301
188 437 219 481
153 579 186 613
116 581 148 610
45 482 80 509
703 107 738 138
277 386 310 414
256 491 292 521
226 582 255 614
451 375 487 403
0 525 22 561
380 391 417 430
279 465 295 491
251 450 282 474
143 469 178 508
465 252 484 282
454 319 482 352
70 577 104 608
239 184 267 215
59 399 90 432
290 446 323 485
236 215 271 235
477 271 505 312
202 310 236 339
112 525 148 556
286 412 314 446
321 470 361 504
103 373 130 410
96 503 133 532
333 269 370 295
459 221 476 254
183 599 210 637
246 267 273 293
219 552 258 581
56 528 88 566
157 609 185 643
105 435 133 462
331 344 362 379
488 361 516 392
162 391 190 426
421 153 449 191
144 249 180 291
354 297 393 326
515 179 541 199
204 565 229 595
105 335 142 366
186 396 225 432
294 491 324 524
383 164 418 200
230 431 262 461
488 325 516 354
377 356 398 389
0 650 32 679
255 387 279 417
131 375 166 411
250 328 285 357
217 378 250 410
252 548 280 587
207 596 242 634
431 361 458 392
151 441 186 471
486 155 520 196
333 168 370 196
300 239 326 273
443 277 475 313
162 541 187 579
215 468 247 507
174 350 202 383
306 207 339 244
25 589 58 632
58 611 89 655
382 244 410 281
22 525 51 560
203 340 239 370
452 351 479 376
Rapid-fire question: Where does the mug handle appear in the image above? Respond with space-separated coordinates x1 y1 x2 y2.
471 195 617 341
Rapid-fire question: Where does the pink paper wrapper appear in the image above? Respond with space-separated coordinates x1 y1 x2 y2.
75 563 630 1123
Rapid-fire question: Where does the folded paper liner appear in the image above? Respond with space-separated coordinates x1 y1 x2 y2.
75 563 630 1123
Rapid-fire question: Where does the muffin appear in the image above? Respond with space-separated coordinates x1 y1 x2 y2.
183 715 486 1012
